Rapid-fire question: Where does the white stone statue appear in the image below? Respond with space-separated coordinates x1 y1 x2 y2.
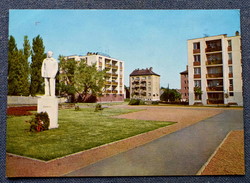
41 51 58 96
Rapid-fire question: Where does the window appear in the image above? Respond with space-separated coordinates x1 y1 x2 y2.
228 53 232 60
193 42 200 49
229 92 234 96
229 66 233 74
148 76 151 80
228 40 232 47
194 68 201 74
194 55 201 62
229 79 233 86
194 80 201 87
195 93 202 100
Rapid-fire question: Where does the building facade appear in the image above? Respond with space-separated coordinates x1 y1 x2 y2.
130 68 160 101
65 52 125 102
187 33 242 106
180 66 189 102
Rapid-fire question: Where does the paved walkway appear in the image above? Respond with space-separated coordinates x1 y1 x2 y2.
66 109 243 176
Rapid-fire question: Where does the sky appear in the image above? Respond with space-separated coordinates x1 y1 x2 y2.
9 9 240 88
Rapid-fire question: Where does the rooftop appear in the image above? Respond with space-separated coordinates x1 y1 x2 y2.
130 67 160 76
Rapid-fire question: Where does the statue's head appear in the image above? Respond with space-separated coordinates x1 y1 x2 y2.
47 51 53 58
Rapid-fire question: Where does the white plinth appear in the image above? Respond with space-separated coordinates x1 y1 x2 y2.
38 96 59 129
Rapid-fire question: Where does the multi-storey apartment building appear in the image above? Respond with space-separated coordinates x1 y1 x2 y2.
180 66 189 102
65 52 125 102
130 68 160 101
188 32 242 106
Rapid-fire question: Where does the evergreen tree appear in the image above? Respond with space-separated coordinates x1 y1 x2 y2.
30 35 46 96
19 36 31 96
8 35 19 95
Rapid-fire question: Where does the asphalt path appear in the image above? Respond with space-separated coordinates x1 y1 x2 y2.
66 109 243 176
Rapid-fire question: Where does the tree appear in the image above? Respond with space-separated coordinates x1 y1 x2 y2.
160 88 181 102
19 36 31 95
30 35 46 96
58 56 76 101
74 59 106 102
8 35 19 95
59 57 106 102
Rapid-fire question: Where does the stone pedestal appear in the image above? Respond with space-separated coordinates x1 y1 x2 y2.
38 96 58 129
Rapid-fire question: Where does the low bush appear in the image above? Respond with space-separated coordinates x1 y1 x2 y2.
129 99 146 105
128 99 140 105
94 104 104 112
152 101 159 105
27 112 50 132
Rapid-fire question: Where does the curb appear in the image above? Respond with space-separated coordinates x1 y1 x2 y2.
196 130 232 175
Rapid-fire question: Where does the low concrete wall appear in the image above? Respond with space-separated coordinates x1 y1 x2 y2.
7 96 67 105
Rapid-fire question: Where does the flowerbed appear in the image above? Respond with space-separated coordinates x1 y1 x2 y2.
7 106 37 116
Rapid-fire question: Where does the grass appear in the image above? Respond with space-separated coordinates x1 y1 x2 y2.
6 107 174 161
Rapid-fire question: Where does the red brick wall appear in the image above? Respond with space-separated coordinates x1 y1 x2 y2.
97 94 124 102
180 73 189 101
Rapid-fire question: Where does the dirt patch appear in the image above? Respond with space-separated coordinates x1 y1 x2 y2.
6 107 222 177
115 107 222 134
200 130 245 175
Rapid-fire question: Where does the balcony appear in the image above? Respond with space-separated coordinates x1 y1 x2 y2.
105 64 111 68
140 84 146 88
206 60 222 65
112 82 118 86
105 81 112 85
207 98 224 104
106 90 112 94
229 86 234 91
112 90 118 94
206 86 224 92
112 73 118 77
205 46 222 53
229 73 233 78
228 46 232 51
206 73 223 78
112 65 118 69
193 61 201 66
194 74 201 78
193 49 200 54
228 60 232 64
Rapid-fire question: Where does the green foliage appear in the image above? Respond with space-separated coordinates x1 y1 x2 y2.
74 60 106 102
59 57 106 102
8 35 31 96
27 112 50 132
74 104 80 111
128 99 145 105
194 86 203 95
152 101 159 105
30 35 46 96
94 104 104 112
160 88 181 102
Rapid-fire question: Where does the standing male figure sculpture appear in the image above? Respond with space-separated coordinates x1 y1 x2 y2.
41 51 58 96
38 50 59 129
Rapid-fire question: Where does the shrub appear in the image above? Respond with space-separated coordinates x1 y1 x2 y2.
94 104 104 112
152 101 159 105
27 112 50 132
139 100 145 105
128 99 140 105
75 104 80 111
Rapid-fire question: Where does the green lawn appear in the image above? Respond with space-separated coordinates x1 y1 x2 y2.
6 107 174 161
